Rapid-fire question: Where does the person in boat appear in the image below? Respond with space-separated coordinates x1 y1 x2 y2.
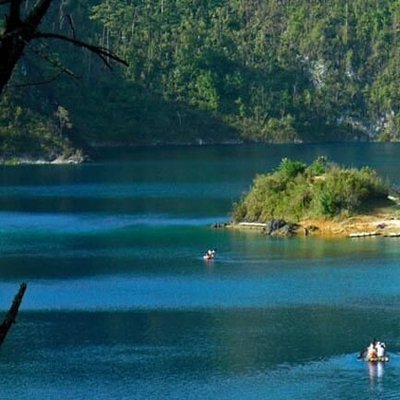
366 339 378 360
203 249 216 260
376 341 386 358
203 249 214 260
364 339 388 362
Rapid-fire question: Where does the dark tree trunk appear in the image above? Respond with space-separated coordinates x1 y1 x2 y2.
0 0 126 95
0 282 27 345
0 0 54 95
0 35 26 93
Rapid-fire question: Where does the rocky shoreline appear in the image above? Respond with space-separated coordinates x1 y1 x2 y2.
220 212 400 239
0 151 87 165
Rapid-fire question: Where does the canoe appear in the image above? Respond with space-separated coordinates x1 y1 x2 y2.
365 356 389 363
358 350 389 363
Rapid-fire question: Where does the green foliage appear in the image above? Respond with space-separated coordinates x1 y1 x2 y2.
4 0 400 153
0 95 76 161
308 156 328 175
233 157 389 223
277 158 307 178
78 0 400 144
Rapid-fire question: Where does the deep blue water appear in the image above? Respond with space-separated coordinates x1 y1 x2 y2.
1 143 400 399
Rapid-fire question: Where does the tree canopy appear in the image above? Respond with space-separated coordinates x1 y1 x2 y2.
2 0 400 161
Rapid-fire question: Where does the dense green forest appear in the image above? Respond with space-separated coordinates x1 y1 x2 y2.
2 0 400 160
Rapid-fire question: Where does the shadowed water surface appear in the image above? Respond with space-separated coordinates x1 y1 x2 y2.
1 143 400 399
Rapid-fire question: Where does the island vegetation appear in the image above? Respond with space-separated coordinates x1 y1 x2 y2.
2 1 400 161
232 157 400 237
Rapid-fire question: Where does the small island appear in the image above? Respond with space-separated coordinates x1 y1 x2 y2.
230 156 400 238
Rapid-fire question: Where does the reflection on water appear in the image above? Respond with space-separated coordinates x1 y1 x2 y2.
369 361 384 383
1 144 400 399
1 310 400 400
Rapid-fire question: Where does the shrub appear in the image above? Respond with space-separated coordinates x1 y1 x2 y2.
277 157 307 178
232 157 390 223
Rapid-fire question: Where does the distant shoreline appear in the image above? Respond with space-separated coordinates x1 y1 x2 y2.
0 153 86 166
4 141 400 165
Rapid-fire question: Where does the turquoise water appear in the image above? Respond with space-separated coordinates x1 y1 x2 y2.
1 143 400 399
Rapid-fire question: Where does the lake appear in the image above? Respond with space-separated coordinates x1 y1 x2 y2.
1 143 400 399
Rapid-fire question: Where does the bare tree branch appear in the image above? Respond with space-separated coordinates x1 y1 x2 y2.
25 0 53 29
26 40 79 79
0 0 127 95
11 69 66 87
0 0 54 94
33 31 128 67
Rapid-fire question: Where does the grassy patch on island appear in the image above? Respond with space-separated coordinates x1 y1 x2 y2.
233 157 390 223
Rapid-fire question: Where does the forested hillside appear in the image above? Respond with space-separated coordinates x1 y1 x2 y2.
2 0 400 160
